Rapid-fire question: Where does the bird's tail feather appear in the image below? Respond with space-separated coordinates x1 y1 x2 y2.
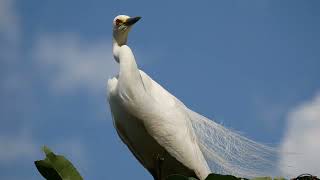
186 108 281 178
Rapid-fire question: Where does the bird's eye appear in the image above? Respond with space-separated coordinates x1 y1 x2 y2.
115 19 122 25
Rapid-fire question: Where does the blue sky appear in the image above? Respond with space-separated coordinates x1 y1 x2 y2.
0 0 319 179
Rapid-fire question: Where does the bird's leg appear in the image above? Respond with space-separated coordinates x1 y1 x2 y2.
154 154 164 180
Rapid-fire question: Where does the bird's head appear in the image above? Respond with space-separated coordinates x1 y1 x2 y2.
112 15 141 45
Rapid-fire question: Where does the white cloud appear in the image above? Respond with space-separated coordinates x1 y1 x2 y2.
280 92 320 176
53 139 87 166
0 131 37 163
0 0 20 63
33 33 117 93
52 139 88 177
0 133 87 179
0 0 37 158
0 0 19 42
0 0 38 167
0 1 99 179
252 95 289 130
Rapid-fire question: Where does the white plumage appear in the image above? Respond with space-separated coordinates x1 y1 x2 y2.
107 15 279 180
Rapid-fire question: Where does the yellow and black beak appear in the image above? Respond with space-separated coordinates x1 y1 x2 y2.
124 16 141 26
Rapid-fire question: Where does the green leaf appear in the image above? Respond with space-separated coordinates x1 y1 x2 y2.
166 173 245 180
205 173 241 180
166 174 189 180
273 177 287 180
34 146 83 180
166 174 199 180
251 177 272 180
35 160 62 180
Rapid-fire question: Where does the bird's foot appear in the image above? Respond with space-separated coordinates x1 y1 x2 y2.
154 154 165 180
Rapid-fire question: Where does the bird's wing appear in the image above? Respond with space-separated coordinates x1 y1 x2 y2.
138 70 183 107
119 70 211 179
114 45 279 178
137 70 279 178
108 77 156 174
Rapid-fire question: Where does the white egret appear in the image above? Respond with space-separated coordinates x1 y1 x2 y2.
107 15 278 180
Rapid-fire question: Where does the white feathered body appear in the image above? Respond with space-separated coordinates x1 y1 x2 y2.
107 45 211 180
108 15 282 180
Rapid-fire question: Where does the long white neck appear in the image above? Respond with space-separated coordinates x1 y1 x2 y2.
112 39 121 63
113 30 128 62
112 31 146 96
112 30 140 79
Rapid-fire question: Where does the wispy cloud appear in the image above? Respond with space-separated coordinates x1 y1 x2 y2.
280 92 320 176
0 131 37 163
252 95 289 131
0 0 19 42
51 139 88 177
0 0 38 166
0 1 94 177
33 33 117 93
0 0 20 62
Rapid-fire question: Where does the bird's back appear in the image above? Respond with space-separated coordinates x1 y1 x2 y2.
107 76 199 180
108 41 211 179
